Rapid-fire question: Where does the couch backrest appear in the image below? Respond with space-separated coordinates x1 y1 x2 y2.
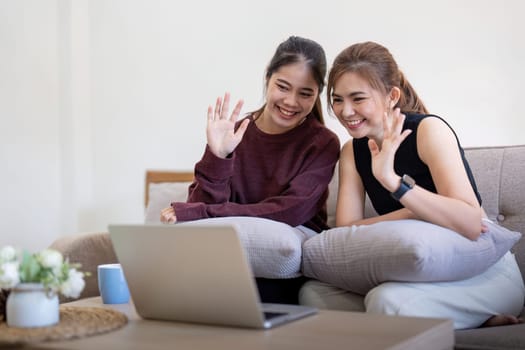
464 145 525 281
326 145 525 280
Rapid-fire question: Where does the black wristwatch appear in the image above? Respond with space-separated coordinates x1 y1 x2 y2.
391 174 416 201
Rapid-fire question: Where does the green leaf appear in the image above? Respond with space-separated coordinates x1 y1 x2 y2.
19 251 41 283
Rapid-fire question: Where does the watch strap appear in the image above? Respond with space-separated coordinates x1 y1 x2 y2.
391 175 415 201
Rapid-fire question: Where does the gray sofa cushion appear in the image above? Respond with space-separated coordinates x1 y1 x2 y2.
49 232 118 301
464 146 525 285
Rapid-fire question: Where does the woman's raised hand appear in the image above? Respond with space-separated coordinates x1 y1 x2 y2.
368 108 412 192
206 92 250 159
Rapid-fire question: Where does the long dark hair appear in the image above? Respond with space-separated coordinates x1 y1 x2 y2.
327 41 428 115
251 36 327 124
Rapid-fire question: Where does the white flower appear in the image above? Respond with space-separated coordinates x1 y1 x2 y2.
38 249 64 270
59 268 85 299
0 261 20 289
0 245 17 263
0 245 86 299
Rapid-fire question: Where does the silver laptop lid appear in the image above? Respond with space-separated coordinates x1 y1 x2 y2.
108 224 267 328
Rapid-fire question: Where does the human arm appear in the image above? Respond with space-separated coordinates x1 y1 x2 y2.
159 144 239 223
335 141 418 227
173 133 341 226
370 112 483 240
186 92 251 204
159 93 250 223
186 145 236 204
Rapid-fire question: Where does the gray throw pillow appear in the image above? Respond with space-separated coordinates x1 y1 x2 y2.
179 217 316 279
302 219 521 295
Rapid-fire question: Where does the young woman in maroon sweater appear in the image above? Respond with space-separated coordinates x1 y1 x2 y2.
160 36 340 232
160 36 340 303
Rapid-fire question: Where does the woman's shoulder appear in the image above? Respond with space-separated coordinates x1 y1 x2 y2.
341 140 355 155
405 112 449 127
404 112 431 127
408 113 458 139
305 117 340 145
306 115 336 132
403 113 455 141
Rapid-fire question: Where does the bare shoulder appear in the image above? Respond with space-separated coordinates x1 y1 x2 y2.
340 139 354 157
417 116 459 163
418 116 457 143
339 140 356 166
339 140 361 178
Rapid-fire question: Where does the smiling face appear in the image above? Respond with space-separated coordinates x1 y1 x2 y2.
257 61 319 134
331 71 392 143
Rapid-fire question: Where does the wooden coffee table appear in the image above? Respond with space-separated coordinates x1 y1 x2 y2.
34 297 453 349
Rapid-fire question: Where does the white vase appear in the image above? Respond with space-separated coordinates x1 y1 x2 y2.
6 283 59 328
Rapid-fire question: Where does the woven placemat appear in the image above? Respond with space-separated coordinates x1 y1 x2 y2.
0 306 128 347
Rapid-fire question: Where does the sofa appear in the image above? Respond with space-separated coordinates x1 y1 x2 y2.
50 144 525 350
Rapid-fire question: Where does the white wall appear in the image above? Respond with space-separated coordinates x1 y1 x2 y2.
0 0 61 251
2 0 525 251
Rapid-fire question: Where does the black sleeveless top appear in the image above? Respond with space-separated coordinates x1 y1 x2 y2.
353 113 481 215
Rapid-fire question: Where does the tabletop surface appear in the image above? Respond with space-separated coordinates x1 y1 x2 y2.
27 297 454 350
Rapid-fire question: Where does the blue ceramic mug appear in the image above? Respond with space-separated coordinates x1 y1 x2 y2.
97 263 130 304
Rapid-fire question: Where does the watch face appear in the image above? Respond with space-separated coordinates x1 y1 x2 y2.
402 175 416 188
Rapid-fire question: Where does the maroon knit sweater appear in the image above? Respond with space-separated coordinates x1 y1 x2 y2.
172 114 340 232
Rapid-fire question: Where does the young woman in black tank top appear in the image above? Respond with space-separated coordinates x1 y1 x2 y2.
324 41 523 328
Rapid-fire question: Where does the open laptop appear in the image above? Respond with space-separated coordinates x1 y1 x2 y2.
108 224 317 329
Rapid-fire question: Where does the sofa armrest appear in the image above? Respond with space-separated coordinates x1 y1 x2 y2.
49 232 118 302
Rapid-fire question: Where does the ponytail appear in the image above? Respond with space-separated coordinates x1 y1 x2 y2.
397 72 428 114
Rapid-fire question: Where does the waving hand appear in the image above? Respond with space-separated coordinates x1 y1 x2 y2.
368 108 412 191
206 92 250 159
